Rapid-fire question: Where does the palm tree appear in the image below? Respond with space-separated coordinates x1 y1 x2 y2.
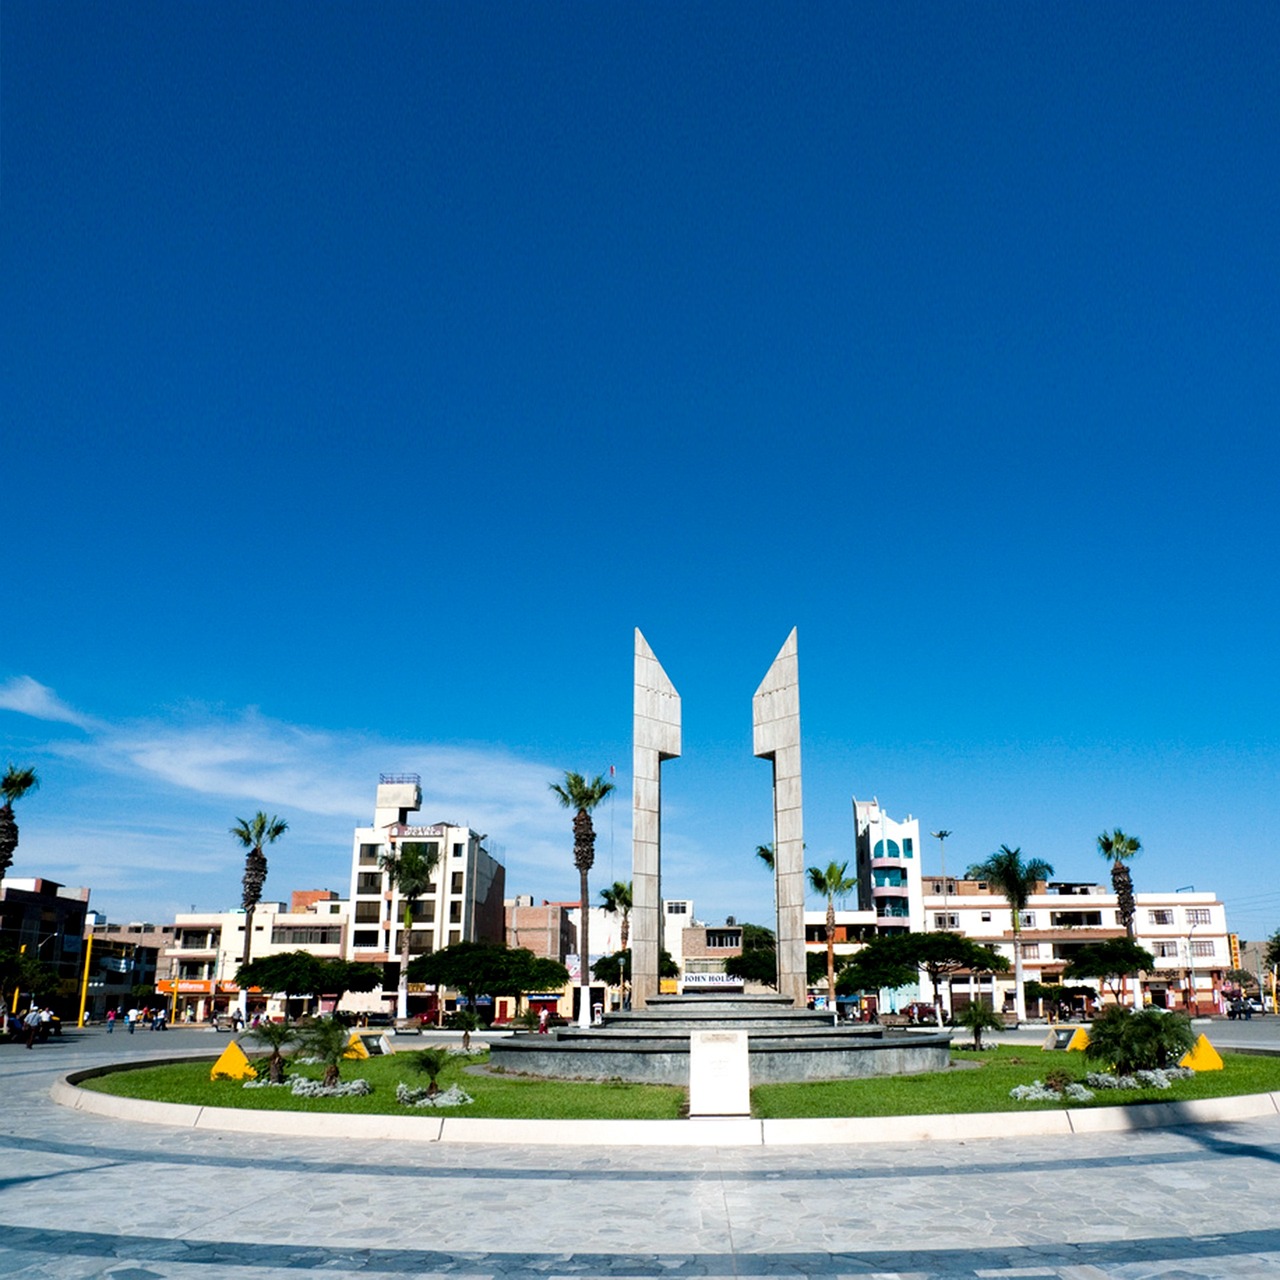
599 880 633 1011
966 845 1053 1025
380 840 441 1020
0 765 39 887
1098 828 1143 1008
756 843 775 872
248 1017 298 1084
296 1015 354 1088
806 860 857 1013
230 813 289 992
550 772 614 1026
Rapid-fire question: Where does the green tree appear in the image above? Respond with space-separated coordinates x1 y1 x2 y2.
600 880 633 952
591 949 678 987
723 923 778 989
1084 1005 1195 1075
379 839 441 1020
236 951 325 1018
755 843 775 872
0 765 39 888
407 941 556 1023
1062 939 1157 1002
904 932 1009 1024
806 860 857 1012
230 813 288 977
1263 929 1280 971
953 1000 1005 1050
836 934 920 997
1097 829 1142 937
296 1015 356 1087
410 1047 452 1098
0 947 56 1007
966 845 1053 1025
247 1017 298 1083
315 959 383 1008
549 772 614 1024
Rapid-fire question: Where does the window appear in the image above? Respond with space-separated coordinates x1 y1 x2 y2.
1021 943 1040 959
980 911 992 923
354 902 381 924
873 839 901 859
666 902 688 914
271 926 342 946
409 901 434 923
706 930 741 949
1155 942 1179 957
352 930 380 947
1020 912 1035 928
407 932 433 955
1191 940 1214 957
1186 908 1211 925
358 843 381 866
934 913 959 929
449 901 461 924
1050 911 1103 928
448 930 461 946
451 871 464 895
1148 909 1174 925
452 842 464 859
902 837 914 857
356 872 382 895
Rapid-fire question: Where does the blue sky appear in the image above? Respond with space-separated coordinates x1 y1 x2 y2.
3 6 1278 940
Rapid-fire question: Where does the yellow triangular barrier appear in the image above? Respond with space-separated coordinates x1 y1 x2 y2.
210 1040 257 1080
1180 1033 1223 1072
345 1031 369 1059
1065 1027 1090 1052
1042 1026 1089 1052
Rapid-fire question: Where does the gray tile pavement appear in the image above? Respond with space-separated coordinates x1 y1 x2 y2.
3 1027 1280 1279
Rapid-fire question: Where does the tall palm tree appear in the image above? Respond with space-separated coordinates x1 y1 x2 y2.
599 880 633 1010
1098 829 1142 937
1098 828 1143 1008
965 844 1053 1025
380 839 441 1020
807 860 857 1012
230 813 289 997
756 843 775 872
550 772 614 1026
0 765 39 887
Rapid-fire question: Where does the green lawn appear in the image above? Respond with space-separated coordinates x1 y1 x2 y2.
78 1044 1280 1121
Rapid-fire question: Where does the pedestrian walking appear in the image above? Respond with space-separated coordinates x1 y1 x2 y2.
24 1006 41 1048
106 1008 116 1033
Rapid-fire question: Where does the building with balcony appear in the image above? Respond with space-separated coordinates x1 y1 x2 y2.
83 917 176 1021
345 775 505 1014
854 797 925 933
921 877 1230 1016
158 895 348 1021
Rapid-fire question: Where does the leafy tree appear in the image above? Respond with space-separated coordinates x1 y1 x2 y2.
248 1018 298 1083
237 951 325 1016
296 1015 356 1087
807 860 857 1013
740 922 775 950
0 947 56 1004
1062 939 1157 1002
1263 929 1280 971
906 932 1009 1024
725 947 780 988
600 880 633 951
315 959 383 1007
966 845 1053 1024
549 772 614 1023
1097 829 1142 937
836 935 919 997
592 949 677 987
379 839 441 1019
408 942 567 1024
953 1001 1005 1050
1084 1005 1195 1075
1224 968 1259 994
0 764 39 887
230 813 288 973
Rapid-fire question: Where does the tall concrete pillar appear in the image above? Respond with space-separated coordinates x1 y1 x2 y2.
631 629 681 1009
753 628 806 1008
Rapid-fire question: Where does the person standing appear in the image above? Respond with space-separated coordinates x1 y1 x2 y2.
24 1007 41 1048
126 1007 137 1034
106 1008 116 1033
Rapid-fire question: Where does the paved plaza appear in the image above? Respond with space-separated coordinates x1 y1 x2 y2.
4 1026 1280 1279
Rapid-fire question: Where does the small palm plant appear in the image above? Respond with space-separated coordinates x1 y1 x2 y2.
449 1008 481 1051
1085 1005 1195 1075
953 1001 1005 1051
297 1017 356 1087
411 1047 452 1099
248 1018 297 1084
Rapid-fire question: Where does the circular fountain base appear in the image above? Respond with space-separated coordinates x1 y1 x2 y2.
489 994 951 1084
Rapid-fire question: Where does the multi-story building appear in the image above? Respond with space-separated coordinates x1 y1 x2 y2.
0 878 90 1015
83 917 176 1021
158 895 348 1021
853 797 925 934
680 920 744 992
920 876 1230 1015
345 775 505 1014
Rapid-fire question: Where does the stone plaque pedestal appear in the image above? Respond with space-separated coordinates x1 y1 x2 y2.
688 1029 750 1117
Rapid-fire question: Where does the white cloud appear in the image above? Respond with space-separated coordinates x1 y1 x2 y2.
0 675 102 731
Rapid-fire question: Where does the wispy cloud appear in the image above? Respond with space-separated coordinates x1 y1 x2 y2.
0 675 102 731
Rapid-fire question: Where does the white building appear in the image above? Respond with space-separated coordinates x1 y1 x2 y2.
345 774 505 1013
920 876 1230 1016
853 797 926 933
